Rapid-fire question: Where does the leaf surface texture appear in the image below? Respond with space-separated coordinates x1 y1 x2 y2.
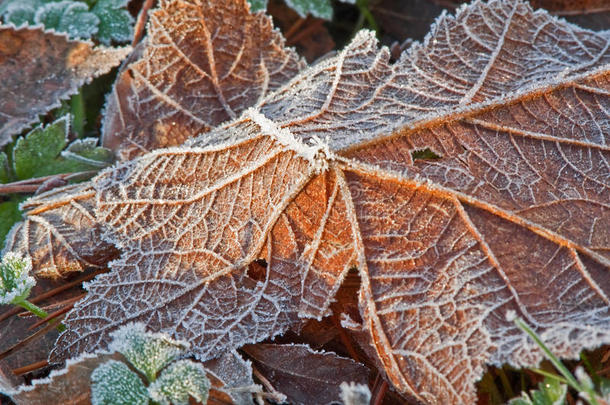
12 0 608 402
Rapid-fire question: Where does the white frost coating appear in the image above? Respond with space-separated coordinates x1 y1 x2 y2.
0 252 34 305
340 382 371 405
244 108 330 172
505 309 517 322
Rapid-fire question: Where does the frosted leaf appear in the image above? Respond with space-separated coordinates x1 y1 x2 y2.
91 0 134 44
108 322 188 382
2 0 42 26
0 26 130 145
31 0 610 403
6 352 123 405
2 182 120 278
148 359 210 405
102 0 305 161
284 0 333 19
243 343 369 404
203 350 258 405
34 1 100 40
90 360 148 405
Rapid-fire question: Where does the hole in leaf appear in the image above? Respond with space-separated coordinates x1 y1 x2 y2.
411 148 441 161
247 259 267 282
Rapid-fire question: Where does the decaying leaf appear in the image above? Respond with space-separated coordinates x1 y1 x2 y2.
243 343 369 404
102 0 305 161
3 0 306 278
7 0 609 403
0 25 130 146
5 352 123 405
3 183 119 278
203 350 260 405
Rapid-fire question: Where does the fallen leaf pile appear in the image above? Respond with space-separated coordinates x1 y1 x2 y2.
2 0 609 403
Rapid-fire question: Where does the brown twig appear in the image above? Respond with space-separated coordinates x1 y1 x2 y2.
12 359 49 376
371 379 388 405
251 364 287 403
0 269 106 324
132 0 155 46
286 19 324 46
0 171 97 195
0 319 62 362
284 17 306 41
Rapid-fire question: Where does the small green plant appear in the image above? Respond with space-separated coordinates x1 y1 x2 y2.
508 311 610 405
10 115 113 180
0 252 65 330
90 323 210 405
0 0 133 43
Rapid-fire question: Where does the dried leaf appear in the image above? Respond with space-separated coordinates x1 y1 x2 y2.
202 350 259 405
101 0 305 161
3 183 119 278
17 0 610 402
5 352 123 405
2 0 304 278
0 26 130 146
243 343 369 405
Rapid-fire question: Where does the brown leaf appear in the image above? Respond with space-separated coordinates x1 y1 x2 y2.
0 26 130 146
203 350 260 405
5 352 122 405
529 0 610 14
243 343 369 405
3 183 119 279
101 0 305 161
5 349 254 404
2 0 304 279
25 0 610 403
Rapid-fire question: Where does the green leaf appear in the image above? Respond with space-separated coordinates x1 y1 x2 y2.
12 116 113 180
284 0 333 19
13 116 68 179
509 396 534 405
0 199 22 249
148 359 210 405
247 0 267 12
509 378 567 405
92 0 133 44
61 138 114 168
34 1 99 40
0 152 10 183
108 323 189 382
90 360 149 405
2 0 43 26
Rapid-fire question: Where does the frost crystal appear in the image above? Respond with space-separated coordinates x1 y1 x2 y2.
0 252 34 305
339 382 371 405
148 360 210 405
108 322 189 381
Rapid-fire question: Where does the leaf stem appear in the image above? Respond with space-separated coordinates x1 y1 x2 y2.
71 92 85 138
356 0 379 34
15 299 65 332
514 317 600 405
